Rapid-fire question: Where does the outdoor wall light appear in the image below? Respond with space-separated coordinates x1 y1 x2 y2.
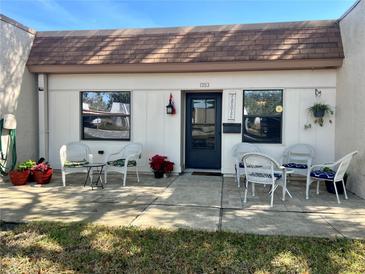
166 93 176 115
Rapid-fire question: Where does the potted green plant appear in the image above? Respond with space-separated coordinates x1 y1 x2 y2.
31 158 53 184
306 103 334 127
322 167 348 194
9 160 35 186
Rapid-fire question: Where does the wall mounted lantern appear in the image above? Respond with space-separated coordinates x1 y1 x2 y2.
166 93 176 115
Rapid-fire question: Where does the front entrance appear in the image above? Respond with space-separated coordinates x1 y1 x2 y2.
185 93 222 169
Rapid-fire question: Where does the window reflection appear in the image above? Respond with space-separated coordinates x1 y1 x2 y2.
81 91 131 140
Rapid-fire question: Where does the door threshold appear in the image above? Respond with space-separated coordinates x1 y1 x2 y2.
184 168 222 176
184 168 221 173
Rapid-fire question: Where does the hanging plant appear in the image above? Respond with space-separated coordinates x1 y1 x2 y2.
305 103 334 128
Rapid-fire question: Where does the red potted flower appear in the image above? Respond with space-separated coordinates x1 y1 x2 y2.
149 155 174 178
32 158 53 184
9 160 35 186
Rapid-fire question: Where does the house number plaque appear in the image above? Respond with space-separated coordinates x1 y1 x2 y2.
200 82 210 88
228 93 236 120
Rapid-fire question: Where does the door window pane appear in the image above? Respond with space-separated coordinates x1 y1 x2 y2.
192 99 216 124
192 125 215 149
206 99 216 124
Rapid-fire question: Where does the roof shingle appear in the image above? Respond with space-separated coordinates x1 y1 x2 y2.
27 20 344 67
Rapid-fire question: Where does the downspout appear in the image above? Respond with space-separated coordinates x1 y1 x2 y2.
37 73 49 160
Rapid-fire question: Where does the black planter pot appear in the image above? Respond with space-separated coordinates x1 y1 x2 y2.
154 171 164 179
313 109 325 118
325 174 348 194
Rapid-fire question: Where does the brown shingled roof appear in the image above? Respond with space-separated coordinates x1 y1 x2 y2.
27 20 344 72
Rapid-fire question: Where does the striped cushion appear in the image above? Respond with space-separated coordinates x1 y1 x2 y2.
64 160 89 167
310 170 336 180
107 158 137 167
248 172 282 179
283 163 308 169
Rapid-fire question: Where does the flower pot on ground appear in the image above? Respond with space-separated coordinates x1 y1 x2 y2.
149 155 174 179
31 160 53 184
8 160 35 186
326 173 348 195
154 171 164 178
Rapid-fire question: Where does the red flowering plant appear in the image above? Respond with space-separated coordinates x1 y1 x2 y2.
149 155 174 177
31 158 51 173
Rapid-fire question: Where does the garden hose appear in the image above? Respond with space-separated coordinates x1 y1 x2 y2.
0 118 17 175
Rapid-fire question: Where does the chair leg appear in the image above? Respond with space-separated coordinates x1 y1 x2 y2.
104 168 108 184
316 181 320 195
136 166 140 183
342 179 348 200
123 169 127 187
306 177 311 200
270 183 275 207
62 171 66 187
244 179 248 203
333 181 341 204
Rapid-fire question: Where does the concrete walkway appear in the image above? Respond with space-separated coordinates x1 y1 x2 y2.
1 172 364 238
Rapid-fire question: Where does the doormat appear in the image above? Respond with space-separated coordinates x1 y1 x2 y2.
191 172 222 176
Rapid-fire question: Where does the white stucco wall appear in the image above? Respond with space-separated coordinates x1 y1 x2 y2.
336 0 365 198
47 70 337 174
0 16 37 165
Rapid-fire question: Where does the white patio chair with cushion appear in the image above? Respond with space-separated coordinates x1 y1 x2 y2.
104 143 143 186
282 144 315 176
306 151 358 204
242 152 288 207
232 142 260 187
60 142 92 187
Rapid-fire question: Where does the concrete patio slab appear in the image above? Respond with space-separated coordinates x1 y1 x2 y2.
221 209 342 238
131 205 220 231
320 213 365 239
1 172 364 238
155 174 222 207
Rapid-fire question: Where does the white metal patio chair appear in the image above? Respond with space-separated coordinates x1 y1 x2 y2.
232 142 261 187
60 142 92 187
282 144 315 177
306 151 358 204
104 143 143 186
242 152 288 207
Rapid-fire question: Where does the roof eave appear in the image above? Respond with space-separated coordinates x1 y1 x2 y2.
27 59 343 74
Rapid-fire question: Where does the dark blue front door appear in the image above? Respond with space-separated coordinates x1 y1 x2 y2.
186 93 222 169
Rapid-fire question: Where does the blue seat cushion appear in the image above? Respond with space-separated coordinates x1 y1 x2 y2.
310 170 336 180
107 158 137 167
283 163 308 169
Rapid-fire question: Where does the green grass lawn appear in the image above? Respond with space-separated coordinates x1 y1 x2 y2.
1 222 364 274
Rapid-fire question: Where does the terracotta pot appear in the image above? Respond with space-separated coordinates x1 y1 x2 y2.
154 171 164 178
9 170 30 186
33 168 53 184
